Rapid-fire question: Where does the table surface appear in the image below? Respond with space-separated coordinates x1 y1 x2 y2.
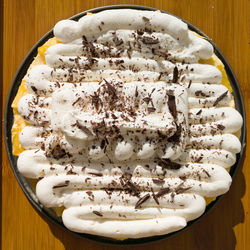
1 0 249 249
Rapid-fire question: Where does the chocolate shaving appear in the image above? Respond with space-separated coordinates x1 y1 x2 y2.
148 107 156 113
142 36 159 44
33 96 38 105
158 158 182 170
92 119 107 138
153 49 167 58
52 146 66 160
86 191 93 196
115 59 124 65
179 175 187 181
72 97 81 106
175 186 191 194
173 66 178 83
195 90 209 97
151 188 159 205
196 109 202 115
135 193 150 209
53 180 69 189
171 192 175 200
144 27 153 34
213 91 228 106
135 86 139 97
142 16 150 22
152 179 165 185
76 120 93 136
121 172 132 181
217 124 225 130
113 37 123 46
33 111 38 119
103 188 114 195
82 35 99 58
90 92 100 110
157 72 163 81
67 169 77 175
203 169 211 178
143 97 151 104
168 125 182 143
100 139 106 149
167 93 177 119
155 187 170 198
127 180 139 195
55 81 60 88
137 29 144 36
104 79 117 96
31 86 37 93
93 210 103 217
127 50 131 59
195 156 203 163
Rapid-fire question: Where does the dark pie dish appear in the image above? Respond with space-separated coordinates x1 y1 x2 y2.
4 4 246 245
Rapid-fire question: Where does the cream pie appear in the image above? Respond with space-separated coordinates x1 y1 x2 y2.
12 9 243 239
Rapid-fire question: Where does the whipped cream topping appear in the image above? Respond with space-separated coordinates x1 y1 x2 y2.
16 9 243 238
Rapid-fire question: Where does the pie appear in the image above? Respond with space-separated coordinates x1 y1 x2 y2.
12 9 243 239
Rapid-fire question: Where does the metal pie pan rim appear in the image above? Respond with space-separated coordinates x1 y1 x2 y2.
4 4 246 246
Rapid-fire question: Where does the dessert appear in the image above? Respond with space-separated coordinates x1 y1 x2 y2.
12 9 243 239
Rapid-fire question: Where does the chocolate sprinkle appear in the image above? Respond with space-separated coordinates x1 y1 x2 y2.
135 193 150 209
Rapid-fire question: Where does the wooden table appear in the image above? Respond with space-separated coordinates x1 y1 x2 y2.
1 0 249 249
